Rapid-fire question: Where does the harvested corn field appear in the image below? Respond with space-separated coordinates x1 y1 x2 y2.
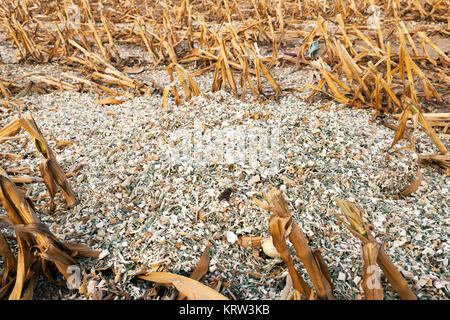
0 0 449 302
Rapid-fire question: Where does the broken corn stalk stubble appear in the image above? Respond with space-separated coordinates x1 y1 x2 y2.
254 188 334 299
335 199 416 300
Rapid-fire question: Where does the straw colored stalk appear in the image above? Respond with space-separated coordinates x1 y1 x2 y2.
361 241 383 300
254 188 334 300
0 168 75 299
166 63 201 104
418 154 450 175
0 113 76 211
268 214 313 299
0 119 98 300
335 198 416 300
405 98 448 155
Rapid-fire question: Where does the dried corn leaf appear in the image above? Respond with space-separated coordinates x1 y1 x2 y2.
123 66 145 75
42 157 76 209
189 242 211 281
398 167 422 197
8 231 31 300
138 272 229 300
94 98 124 105
0 118 21 142
418 154 450 174
0 232 16 284
406 99 448 155
64 243 100 258
176 242 211 300
55 140 73 147
335 198 368 239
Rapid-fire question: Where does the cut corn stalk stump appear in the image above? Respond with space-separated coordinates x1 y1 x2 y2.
0 112 98 300
335 198 417 300
254 188 334 300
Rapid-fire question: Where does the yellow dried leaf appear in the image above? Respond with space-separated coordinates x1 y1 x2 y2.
398 167 422 197
55 140 73 147
138 272 228 300
94 98 124 105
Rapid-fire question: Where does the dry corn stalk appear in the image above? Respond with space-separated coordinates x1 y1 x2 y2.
361 241 383 300
268 214 312 299
1 0 448 115
335 198 416 300
254 188 334 299
0 112 75 212
0 110 97 299
0 167 98 300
